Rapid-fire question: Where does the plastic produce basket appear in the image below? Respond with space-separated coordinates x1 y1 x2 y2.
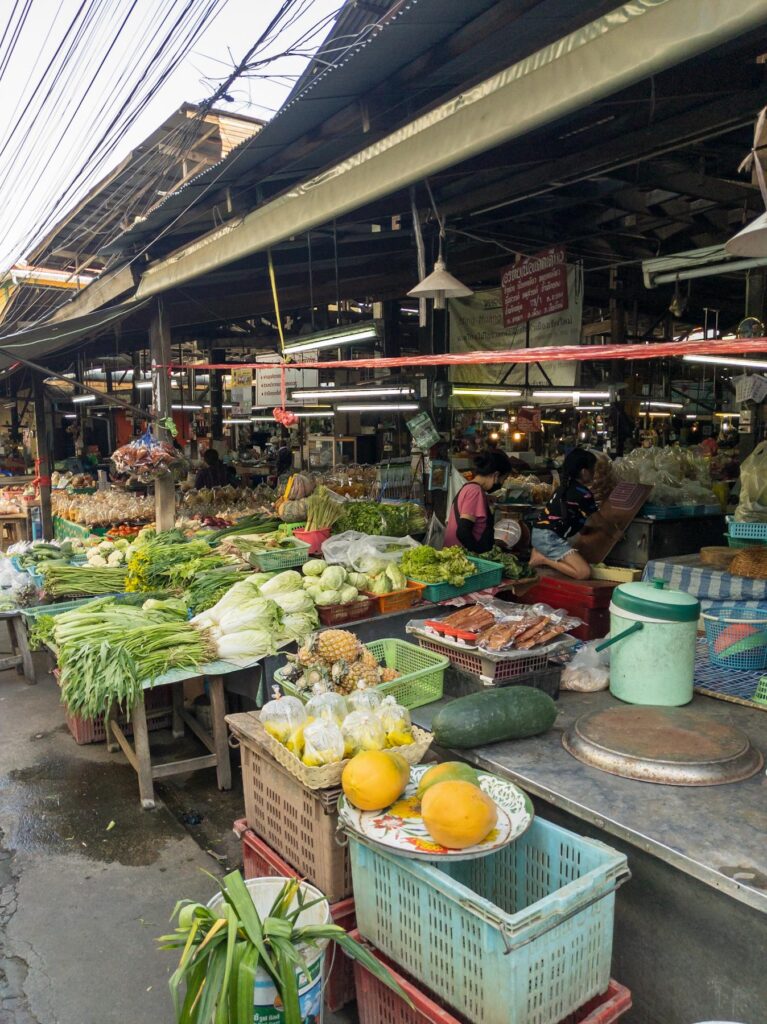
318 596 375 627
727 517 767 541
239 740 352 903
726 535 766 548
234 820 357 1013
64 687 173 745
349 817 629 1024
407 556 503 602
702 606 767 671
351 933 632 1024
363 581 426 615
248 537 310 572
277 638 448 711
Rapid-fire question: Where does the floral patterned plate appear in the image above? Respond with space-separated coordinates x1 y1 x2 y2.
338 763 534 861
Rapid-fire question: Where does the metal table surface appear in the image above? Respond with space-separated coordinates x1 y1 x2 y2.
412 689 767 914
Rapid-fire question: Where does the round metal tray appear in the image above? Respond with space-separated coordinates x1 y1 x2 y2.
562 705 764 786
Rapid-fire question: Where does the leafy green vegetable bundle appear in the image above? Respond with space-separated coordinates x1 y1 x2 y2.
333 501 426 537
400 545 475 586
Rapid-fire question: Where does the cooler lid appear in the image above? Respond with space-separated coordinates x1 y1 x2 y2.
612 579 700 622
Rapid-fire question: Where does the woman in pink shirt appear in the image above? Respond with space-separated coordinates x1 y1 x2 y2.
444 450 512 554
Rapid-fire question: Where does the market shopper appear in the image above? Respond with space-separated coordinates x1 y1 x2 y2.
530 448 597 580
194 448 229 489
444 449 511 554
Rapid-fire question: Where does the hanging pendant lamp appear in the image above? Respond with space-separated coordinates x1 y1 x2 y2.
408 256 472 309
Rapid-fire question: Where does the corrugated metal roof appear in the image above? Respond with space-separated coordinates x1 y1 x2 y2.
104 0 622 258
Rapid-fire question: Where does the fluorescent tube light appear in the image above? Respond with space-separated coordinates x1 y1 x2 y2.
72 394 96 403
63 414 77 419
282 322 378 355
295 411 334 418
642 411 671 418
292 387 412 401
532 390 610 399
715 412 740 418
575 406 602 411
644 401 683 409
452 388 522 397
135 381 153 390
683 354 767 370
336 403 419 412
222 418 251 425
171 404 202 411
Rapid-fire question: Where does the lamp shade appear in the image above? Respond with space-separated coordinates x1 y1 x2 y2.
408 257 472 308
725 212 767 257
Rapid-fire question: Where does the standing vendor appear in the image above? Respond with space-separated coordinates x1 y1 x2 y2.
530 448 597 580
444 450 512 554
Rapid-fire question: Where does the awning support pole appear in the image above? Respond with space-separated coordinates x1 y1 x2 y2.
149 299 175 533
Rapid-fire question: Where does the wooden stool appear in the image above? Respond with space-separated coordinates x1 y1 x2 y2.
0 611 36 683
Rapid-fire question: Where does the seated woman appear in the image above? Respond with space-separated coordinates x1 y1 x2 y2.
444 449 512 555
530 449 597 581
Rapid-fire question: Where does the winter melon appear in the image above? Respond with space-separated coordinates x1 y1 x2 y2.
432 687 557 748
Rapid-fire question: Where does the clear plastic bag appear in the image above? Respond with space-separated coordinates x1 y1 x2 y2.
561 641 610 691
736 440 767 522
347 686 383 714
341 710 386 756
301 719 345 766
376 695 414 747
346 535 420 574
424 515 446 550
260 694 307 744
305 690 348 726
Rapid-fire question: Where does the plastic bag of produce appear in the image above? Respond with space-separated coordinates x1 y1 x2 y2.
301 719 345 766
736 440 767 522
261 694 307 744
306 690 348 726
346 535 420 573
320 531 368 566
561 641 609 692
376 695 414 746
341 710 386 756
348 686 383 714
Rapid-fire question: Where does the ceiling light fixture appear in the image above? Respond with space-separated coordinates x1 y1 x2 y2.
72 394 96 403
222 418 252 425
644 401 684 409
135 380 153 390
291 387 412 401
452 387 522 398
282 322 378 356
336 403 419 412
531 390 610 399
683 354 767 370
171 404 203 411
408 257 472 310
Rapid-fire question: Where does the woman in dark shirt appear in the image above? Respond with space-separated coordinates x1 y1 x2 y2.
530 449 597 580
194 448 229 489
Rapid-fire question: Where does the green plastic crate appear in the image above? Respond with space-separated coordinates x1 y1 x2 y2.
726 536 767 548
406 556 503 602
249 538 310 572
53 516 96 541
276 638 448 710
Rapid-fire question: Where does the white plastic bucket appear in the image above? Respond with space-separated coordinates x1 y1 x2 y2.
208 876 330 1023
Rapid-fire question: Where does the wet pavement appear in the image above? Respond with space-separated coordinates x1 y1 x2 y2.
0 647 239 1024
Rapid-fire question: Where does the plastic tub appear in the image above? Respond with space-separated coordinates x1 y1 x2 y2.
293 527 331 555
363 580 426 615
349 817 629 1024
407 556 503 602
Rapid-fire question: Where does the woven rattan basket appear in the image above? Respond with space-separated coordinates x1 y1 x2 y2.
226 711 432 790
730 546 767 579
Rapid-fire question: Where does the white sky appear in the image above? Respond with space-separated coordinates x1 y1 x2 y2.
0 0 341 274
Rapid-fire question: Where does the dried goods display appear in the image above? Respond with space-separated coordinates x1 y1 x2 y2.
52 490 155 527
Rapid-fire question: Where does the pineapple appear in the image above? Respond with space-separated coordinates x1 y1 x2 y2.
300 663 331 693
360 647 378 670
345 660 381 691
317 629 360 665
380 667 400 684
297 634 320 667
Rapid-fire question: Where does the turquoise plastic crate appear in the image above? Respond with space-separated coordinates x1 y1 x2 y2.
726 535 766 548
407 556 503 602
702 607 767 672
276 638 448 710
349 817 629 1024
727 517 767 541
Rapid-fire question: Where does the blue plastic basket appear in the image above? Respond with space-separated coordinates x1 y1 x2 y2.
349 817 628 1024
702 606 767 671
406 555 503 602
727 517 767 541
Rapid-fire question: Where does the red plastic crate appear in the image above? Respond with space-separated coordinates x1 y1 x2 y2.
233 820 356 1013
351 930 631 1024
63 686 174 745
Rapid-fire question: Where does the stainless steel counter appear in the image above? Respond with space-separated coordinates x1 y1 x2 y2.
412 689 767 915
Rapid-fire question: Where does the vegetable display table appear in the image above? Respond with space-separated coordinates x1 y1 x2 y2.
102 658 269 808
0 610 35 682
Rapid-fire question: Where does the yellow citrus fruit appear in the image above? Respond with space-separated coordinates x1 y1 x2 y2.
342 750 410 811
415 761 479 802
421 780 497 849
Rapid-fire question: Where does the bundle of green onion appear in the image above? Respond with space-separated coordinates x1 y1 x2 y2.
126 532 213 592
53 599 214 718
41 564 128 598
185 566 253 614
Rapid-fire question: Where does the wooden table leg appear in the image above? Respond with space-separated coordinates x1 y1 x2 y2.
209 676 232 791
171 682 185 738
104 702 119 753
10 616 36 683
131 698 156 809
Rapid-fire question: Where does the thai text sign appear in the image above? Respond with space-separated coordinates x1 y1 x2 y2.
501 246 568 328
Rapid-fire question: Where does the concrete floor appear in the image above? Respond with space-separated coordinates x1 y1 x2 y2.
0 647 360 1024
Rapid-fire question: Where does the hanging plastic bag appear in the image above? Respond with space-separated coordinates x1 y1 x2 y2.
561 642 610 692
736 441 767 522
424 515 446 550
321 531 369 566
